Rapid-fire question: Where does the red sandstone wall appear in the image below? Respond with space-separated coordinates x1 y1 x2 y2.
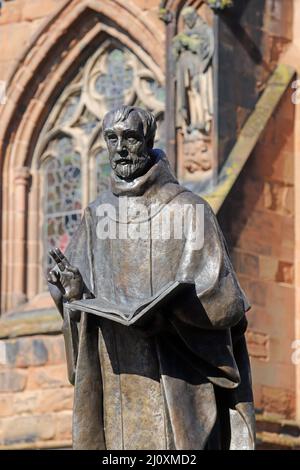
0 0 162 82
218 86 296 419
0 334 72 448
0 0 299 449
0 0 64 81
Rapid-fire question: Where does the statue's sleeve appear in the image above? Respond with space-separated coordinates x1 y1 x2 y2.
48 207 95 316
172 199 250 330
48 207 95 385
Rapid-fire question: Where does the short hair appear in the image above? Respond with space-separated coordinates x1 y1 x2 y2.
102 106 157 148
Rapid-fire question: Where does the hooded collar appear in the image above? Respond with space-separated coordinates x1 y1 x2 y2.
110 149 178 198
105 149 188 223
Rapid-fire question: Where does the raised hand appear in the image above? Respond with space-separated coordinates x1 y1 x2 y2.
47 248 84 302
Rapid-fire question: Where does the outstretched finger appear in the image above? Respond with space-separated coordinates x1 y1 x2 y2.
54 248 73 269
49 249 65 271
54 248 79 276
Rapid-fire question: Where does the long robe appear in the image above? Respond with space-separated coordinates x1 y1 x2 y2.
49 150 255 450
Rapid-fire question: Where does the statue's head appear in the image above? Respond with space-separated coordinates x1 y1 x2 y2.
182 7 197 29
103 106 157 180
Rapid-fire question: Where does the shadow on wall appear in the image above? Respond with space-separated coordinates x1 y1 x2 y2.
218 84 294 255
218 84 295 418
217 0 293 169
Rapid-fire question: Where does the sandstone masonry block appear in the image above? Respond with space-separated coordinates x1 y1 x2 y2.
247 280 267 307
27 364 69 390
36 387 73 413
5 337 48 368
0 395 13 417
45 335 66 364
12 390 38 414
0 22 31 61
0 370 27 392
135 0 160 10
0 59 18 81
246 330 269 361
1 414 55 446
2 335 66 369
21 0 61 22
234 227 274 258
238 252 259 277
252 361 295 391
259 256 279 281
54 411 72 441
261 386 295 419
0 1 22 25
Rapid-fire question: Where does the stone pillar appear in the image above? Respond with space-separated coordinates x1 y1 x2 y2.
11 166 30 308
26 169 41 298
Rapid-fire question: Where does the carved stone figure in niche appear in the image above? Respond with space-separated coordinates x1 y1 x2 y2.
173 7 214 175
47 106 255 450
173 7 214 134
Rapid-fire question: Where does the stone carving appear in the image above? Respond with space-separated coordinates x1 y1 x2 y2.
173 7 214 134
47 105 255 450
173 7 214 175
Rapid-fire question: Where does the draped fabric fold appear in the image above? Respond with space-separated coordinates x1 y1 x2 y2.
49 150 255 450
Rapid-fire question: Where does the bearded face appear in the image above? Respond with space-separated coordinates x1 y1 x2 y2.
104 114 152 181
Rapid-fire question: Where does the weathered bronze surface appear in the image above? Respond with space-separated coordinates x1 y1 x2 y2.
48 106 255 450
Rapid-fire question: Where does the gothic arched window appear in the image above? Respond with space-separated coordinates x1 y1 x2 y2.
33 41 165 274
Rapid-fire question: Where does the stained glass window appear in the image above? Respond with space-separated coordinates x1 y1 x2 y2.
36 42 165 274
95 49 134 110
42 140 82 270
96 150 111 194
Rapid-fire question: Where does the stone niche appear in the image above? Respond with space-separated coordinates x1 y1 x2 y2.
174 2 215 188
174 0 293 192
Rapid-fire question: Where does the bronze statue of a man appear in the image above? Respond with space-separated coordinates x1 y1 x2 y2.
48 106 255 450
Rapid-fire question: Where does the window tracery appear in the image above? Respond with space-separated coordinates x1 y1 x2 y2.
34 41 165 272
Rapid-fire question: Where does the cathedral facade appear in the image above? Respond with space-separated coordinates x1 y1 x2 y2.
0 0 300 449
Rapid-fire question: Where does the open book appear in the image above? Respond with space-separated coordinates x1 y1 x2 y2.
63 280 194 326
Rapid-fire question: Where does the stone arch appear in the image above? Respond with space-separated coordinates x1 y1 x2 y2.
0 0 165 313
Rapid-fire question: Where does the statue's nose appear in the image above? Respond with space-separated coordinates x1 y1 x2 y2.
116 139 128 157
116 138 124 152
